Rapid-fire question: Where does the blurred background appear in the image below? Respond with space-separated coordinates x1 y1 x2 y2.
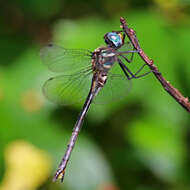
0 0 190 190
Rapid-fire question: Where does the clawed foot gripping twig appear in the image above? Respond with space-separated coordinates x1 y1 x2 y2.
120 17 190 112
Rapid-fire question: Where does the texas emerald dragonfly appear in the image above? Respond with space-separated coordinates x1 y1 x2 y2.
40 31 150 182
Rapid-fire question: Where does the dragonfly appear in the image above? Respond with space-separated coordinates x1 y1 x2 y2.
40 30 150 182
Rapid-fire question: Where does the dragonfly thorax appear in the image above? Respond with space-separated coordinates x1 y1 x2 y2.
92 47 117 72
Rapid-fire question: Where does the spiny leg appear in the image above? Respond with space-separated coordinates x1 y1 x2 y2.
120 49 153 78
118 58 133 80
133 64 153 79
116 36 152 78
133 70 153 79
118 39 139 63
119 50 137 63
118 59 152 80
134 64 146 75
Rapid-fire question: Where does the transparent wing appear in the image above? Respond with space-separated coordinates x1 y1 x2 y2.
93 63 132 104
43 69 93 105
40 43 92 74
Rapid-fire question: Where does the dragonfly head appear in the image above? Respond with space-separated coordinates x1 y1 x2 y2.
104 32 125 49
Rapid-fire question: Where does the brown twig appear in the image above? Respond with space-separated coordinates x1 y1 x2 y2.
120 17 190 112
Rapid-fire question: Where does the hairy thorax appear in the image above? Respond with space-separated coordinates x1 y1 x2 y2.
91 47 117 88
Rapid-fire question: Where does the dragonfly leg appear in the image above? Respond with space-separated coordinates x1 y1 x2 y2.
118 59 153 80
134 64 147 75
118 58 133 80
133 70 153 79
119 52 134 63
133 64 154 79
119 49 139 63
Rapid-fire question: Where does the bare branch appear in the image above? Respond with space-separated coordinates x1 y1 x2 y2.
120 17 190 112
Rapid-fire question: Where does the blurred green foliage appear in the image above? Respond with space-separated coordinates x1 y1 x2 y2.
0 0 190 190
